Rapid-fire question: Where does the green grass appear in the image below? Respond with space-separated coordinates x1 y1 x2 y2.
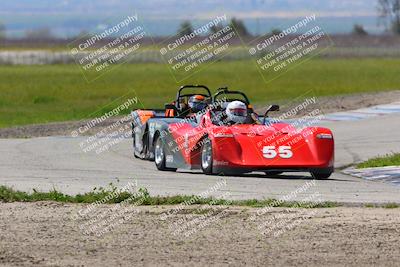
0 185 338 208
0 58 400 128
383 203 400 209
357 153 400 168
364 203 400 208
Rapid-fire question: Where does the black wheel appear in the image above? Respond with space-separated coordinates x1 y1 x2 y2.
132 128 140 159
154 136 177 172
264 171 283 176
310 169 332 180
201 138 213 174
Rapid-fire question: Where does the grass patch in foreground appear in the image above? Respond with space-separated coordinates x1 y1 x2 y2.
0 185 338 208
364 203 400 209
357 153 400 168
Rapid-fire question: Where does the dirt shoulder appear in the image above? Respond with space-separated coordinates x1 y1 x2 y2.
0 116 124 139
254 89 400 115
1 90 400 139
0 202 399 266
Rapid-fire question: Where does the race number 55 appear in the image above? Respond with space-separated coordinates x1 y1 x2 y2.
262 146 293 159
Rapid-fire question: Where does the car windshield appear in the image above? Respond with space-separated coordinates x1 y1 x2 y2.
211 110 227 126
211 109 255 126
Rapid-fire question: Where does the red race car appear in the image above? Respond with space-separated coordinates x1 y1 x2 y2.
131 86 334 179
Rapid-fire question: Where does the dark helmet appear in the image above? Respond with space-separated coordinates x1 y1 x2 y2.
188 95 207 112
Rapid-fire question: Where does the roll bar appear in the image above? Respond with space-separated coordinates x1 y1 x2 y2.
176 85 212 100
213 87 250 105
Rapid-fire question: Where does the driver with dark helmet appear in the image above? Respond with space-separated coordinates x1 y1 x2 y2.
188 95 208 113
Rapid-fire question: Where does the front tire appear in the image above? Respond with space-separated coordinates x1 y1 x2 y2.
264 171 283 176
310 169 333 180
201 138 213 174
154 136 177 172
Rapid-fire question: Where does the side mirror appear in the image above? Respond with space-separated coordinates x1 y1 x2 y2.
263 104 280 124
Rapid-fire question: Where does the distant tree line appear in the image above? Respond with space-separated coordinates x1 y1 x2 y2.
0 21 5 39
378 0 400 34
352 0 400 36
2 1 400 42
176 18 295 37
176 0 400 37
24 28 54 40
177 17 252 37
352 24 368 35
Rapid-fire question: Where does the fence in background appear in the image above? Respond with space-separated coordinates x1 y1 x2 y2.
1 47 400 65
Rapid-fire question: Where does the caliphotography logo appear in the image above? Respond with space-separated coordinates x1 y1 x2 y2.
69 90 142 155
158 14 244 82
247 14 334 83
68 12 151 82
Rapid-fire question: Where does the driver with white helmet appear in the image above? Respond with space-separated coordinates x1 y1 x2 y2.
225 101 248 125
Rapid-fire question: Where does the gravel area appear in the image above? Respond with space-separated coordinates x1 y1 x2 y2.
255 89 400 115
0 202 399 266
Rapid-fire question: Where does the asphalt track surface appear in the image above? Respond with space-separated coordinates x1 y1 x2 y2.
1 113 400 204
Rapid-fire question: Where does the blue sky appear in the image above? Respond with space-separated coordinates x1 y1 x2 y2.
0 0 378 18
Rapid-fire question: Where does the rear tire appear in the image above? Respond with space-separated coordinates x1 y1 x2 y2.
154 136 177 172
201 138 213 175
132 128 140 159
310 169 332 180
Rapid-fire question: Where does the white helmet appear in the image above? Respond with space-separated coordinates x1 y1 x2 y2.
226 101 247 124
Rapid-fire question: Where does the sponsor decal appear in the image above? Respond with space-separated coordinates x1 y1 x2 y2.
214 160 229 166
166 155 174 163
